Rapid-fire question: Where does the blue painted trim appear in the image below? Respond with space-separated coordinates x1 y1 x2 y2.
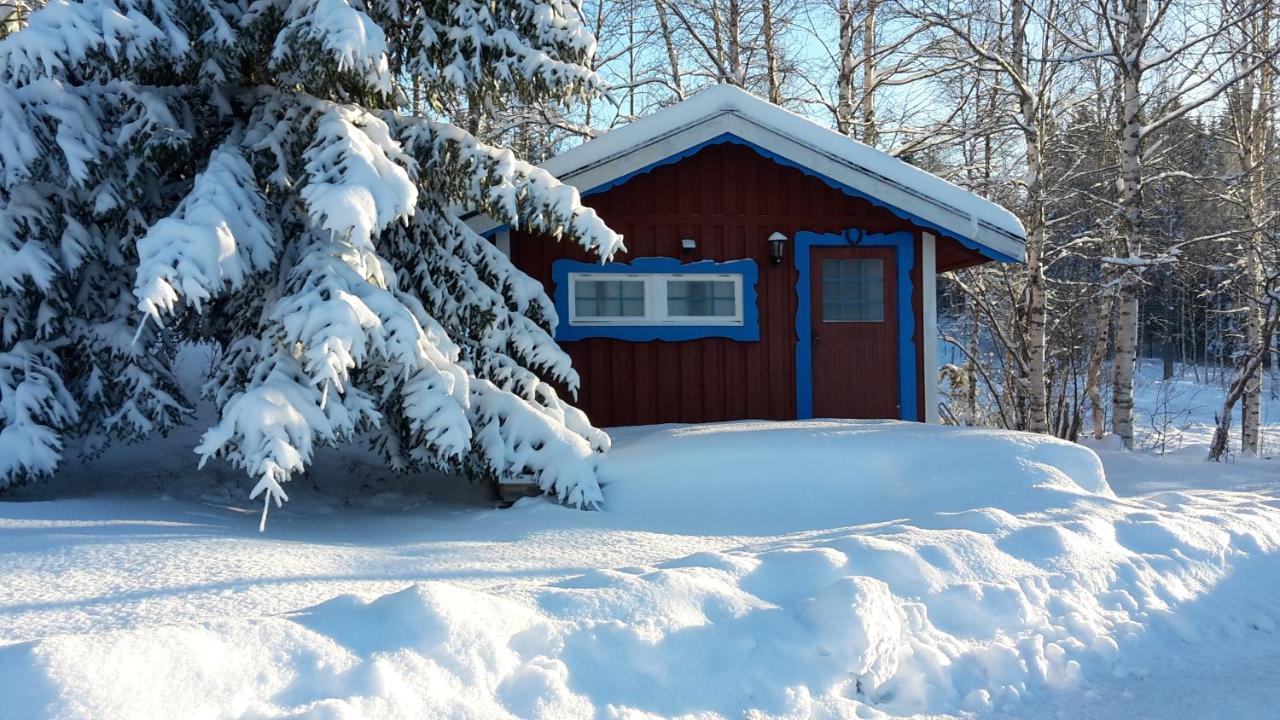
580 132 1018 265
552 257 760 342
794 230 918 421
479 223 510 240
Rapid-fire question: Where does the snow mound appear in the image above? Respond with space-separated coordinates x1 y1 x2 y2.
601 420 1112 533
4 482 1279 717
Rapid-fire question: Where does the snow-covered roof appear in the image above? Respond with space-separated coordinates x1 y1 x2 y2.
474 84 1025 262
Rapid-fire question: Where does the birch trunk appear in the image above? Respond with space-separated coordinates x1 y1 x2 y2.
1011 0 1049 434
1111 0 1148 449
965 294 980 424
727 0 743 85
761 0 781 104
861 0 880 147
1241 210 1265 456
836 0 856 135
708 0 725 81
1241 3 1271 456
654 1 684 100
1112 284 1139 447
1210 325 1275 459
1085 278 1116 439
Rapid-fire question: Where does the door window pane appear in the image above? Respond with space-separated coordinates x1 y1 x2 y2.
666 279 738 318
821 259 884 322
574 279 647 318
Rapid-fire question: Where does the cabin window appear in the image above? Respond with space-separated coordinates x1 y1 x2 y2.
665 279 739 319
554 258 759 342
567 272 744 326
821 258 884 322
572 278 647 320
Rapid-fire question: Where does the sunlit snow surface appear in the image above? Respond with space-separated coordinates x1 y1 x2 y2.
2 387 1279 717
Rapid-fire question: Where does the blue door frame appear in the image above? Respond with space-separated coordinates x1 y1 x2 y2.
794 230 917 421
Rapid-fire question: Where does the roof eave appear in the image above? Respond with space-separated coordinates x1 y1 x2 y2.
468 87 1027 263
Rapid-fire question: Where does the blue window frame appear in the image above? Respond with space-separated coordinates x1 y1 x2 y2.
552 257 761 342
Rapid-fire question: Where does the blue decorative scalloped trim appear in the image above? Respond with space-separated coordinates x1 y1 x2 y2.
579 132 1018 265
551 257 761 342
794 231 918 421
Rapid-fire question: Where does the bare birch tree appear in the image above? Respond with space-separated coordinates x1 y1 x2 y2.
1077 0 1279 447
913 0 1082 434
861 0 882 146
1219 0 1276 455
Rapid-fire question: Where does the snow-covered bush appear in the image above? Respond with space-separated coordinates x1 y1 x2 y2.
0 0 623 523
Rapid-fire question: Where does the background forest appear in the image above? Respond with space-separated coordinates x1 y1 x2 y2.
3 0 1277 462
405 0 1280 460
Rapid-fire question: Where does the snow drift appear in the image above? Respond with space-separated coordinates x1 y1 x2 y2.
600 420 1112 533
3 422 1279 719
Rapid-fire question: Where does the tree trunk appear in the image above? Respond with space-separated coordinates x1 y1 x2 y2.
1110 0 1148 450
965 294 980 424
1085 280 1116 439
1240 2 1271 456
761 0 781 104
836 0 856 135
1210 328 1275 460
654 1 684 100
1242 212 1265 456
625 1 635 119
1271 326 1279 400
860 0 880 146
726 0 743 85
708 0 726 81
1112 284 1139 447
1011 0 1048 434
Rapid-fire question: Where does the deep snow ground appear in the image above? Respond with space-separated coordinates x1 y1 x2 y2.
1 359 1279 718
0 421 1111 645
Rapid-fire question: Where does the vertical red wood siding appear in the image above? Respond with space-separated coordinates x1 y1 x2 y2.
510 142 929 428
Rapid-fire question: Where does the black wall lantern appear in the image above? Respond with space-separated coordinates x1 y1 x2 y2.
767 232 788 265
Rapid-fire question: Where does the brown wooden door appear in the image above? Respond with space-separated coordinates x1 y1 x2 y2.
809 245 899 418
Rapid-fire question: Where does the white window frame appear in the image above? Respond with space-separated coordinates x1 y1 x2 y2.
567 272 650 324
568 272 745 326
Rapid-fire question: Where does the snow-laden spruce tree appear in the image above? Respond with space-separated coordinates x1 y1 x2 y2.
0 0 624 525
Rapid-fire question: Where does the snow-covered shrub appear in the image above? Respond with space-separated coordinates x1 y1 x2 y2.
0 0 623 523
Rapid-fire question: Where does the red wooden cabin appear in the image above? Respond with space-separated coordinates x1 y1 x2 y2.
469 85 1025 428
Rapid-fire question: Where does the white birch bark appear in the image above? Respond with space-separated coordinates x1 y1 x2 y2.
727 0 743 85
836 0 857 136
915 0 1052 433
1085 282 1116 439
861 0 880 147
1110 0 1148 449
1241 3 1272 456
1011 0 1049 434
761 0 781 104
653 1 684 100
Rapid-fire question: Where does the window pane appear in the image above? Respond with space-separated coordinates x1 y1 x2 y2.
822 261 842 281
667 280 737 318
574 279 647 318
821 259 885 322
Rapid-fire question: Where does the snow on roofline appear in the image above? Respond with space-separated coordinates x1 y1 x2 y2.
471 84 1026 263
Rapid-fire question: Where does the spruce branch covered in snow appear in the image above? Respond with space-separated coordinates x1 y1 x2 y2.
0 0 623 522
